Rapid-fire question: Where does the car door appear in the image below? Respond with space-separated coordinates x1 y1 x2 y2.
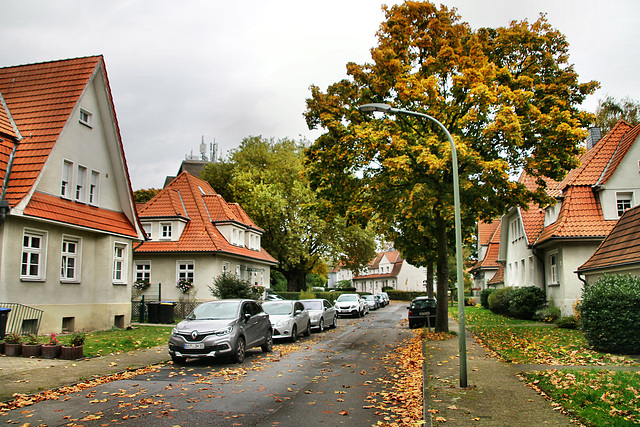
241 301 261 347
293 301 306 330
323 299 335 323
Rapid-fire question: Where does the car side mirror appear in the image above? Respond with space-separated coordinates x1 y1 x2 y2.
244 313 251 321
407 306 410 309
295 309 302 315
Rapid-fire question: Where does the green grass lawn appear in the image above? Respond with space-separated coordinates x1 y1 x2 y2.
49 325 173 358
449 304 640 426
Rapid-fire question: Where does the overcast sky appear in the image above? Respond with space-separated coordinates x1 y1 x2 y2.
2 0 638 190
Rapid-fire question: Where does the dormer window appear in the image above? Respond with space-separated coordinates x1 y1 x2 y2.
161 223 172 239
79 108 93 127
617 192 632 218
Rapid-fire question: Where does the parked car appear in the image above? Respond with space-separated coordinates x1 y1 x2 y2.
374 294 384 308
262 300 311 342
300 298 338 331
264 292 284 301
168 299 273 364
378 292 390 306
335 293 366 317
362 294 379 310
407 297 437 329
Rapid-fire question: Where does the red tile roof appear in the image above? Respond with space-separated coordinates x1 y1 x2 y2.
487 265 504 285
578 204 640 272
478 220 499 246
24 192 138 237
353 250 404 280
597 123 640 186
0 56 102 206
470 222 501 272
135 172 276 264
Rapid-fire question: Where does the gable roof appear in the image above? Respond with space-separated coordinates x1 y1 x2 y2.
0 56 141 238
135 172 276 264
578 204 640 272
470 221 501 273
353 250 404 280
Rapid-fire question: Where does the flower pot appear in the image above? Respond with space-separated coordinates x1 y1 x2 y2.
42 344 62 359
22 343 42 358
60 345 83 360
4 342 22 357
0 342 4 354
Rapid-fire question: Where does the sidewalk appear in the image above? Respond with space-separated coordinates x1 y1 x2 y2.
424 318 575 426
0 345 169 402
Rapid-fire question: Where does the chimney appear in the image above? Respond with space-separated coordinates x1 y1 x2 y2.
586 127 602 150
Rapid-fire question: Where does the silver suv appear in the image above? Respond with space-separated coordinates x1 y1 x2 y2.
169 299 273 364
335 293 366 318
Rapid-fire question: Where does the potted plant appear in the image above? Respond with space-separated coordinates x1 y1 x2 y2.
60 332 85 360
22 333 42 357
42 333 62 359
4 333 22 357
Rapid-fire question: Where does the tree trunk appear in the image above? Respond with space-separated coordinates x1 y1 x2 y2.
435 211 450 333
284 266 307 292
426 261 434 298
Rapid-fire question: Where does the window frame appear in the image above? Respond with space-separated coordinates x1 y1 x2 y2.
160 223 172 240
177 260 195 283
60 235 82 283
616 192 633 218
548 252 559 286
75 165 87 202
61 160 73 199
89 170 100 205
21 229 48 281
79 108 93 127
135 261 151 283
112 242 128 284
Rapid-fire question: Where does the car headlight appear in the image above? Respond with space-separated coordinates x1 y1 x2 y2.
276 318 290 328
213 326 233 336
171 328 178 336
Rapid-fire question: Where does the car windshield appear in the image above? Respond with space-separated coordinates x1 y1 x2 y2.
363 295 374 301
262 302 293 316
188 301 240 320
411 299 437 309
337 294 358 302
301 301 322 310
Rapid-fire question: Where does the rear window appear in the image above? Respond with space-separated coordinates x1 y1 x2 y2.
411 299 436 309
301 301 322 310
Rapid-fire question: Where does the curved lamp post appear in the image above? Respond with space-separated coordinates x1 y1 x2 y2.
358 103 467 388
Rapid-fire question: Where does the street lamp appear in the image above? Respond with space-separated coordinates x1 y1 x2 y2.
358 103 468 388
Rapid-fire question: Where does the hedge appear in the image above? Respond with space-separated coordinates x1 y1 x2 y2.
488 286 547 320
580 274 640 354
272 290 431 303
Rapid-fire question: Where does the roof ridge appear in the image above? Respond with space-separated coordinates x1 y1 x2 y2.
0 55 103 70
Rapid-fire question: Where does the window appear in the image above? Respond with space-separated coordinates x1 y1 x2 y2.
549 253 558 285
61 237 81 282
222 262 230 273
142 223 152 240
177 261 194 282
61 160 73 198
510 217 524 243
161 223 172 239
79 108 92 127
135 261 151 282
113 243 127 283
21 230 47 280
617 192 632 217
76 166 87 202
89 171 100 205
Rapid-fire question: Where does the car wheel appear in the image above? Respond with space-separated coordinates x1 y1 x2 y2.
232 336 246 364
171 354 186 365
318 317 324 332
409 322 416 329
261 329 273 353
331 315 337 328
290 325 298 342
304 322 311 337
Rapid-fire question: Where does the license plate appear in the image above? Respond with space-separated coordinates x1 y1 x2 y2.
184 343 204 350
419 312 430 316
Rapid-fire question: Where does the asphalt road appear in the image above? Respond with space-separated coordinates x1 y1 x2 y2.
3 302 412 426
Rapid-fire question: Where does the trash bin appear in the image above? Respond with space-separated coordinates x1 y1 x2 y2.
0 308 10 340
158 302 176 324
147 302 160 324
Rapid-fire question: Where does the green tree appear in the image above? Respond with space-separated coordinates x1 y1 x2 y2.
304 2 597 332
209 273 254 299
133 188 160 204
595 95 640 133
201 136 376 291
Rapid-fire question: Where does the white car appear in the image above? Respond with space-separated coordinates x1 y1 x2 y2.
300 298 338 331
362 294 378 310
262 300 311 342
335 293 366 318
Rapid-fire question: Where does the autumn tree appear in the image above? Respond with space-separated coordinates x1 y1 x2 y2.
201 136 376 291
304 1 597 332
595 95 640 133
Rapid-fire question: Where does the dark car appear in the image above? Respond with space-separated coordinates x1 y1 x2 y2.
168 299 273 364
407 297 437 329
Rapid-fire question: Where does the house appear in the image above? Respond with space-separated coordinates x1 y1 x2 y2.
577 203 640 284
0 56 145 333
133 172 277 302
496 122 640 315
469 220 501 296
327 262 353 288
352 250 426 294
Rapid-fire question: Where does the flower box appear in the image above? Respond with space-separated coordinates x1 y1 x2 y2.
42 344 62 359
22 343 42 358
60 345 83 360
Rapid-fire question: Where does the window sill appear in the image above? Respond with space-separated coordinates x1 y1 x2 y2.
20 278 45 282
548 283 560 287
112 282 128 286
60 280 81 284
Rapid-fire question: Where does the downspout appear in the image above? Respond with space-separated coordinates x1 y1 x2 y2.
0 137 19 225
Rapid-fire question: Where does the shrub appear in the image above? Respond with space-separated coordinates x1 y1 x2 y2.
508 286 547 320
465 297 476 306
534 306 561 323
480 289 494 309
556 315 578 329
25 333 39 345
69 332 85 347
488 287 514 315
299 288 316 299
209 273 254 299
4 333 22 344
580 274 640 354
